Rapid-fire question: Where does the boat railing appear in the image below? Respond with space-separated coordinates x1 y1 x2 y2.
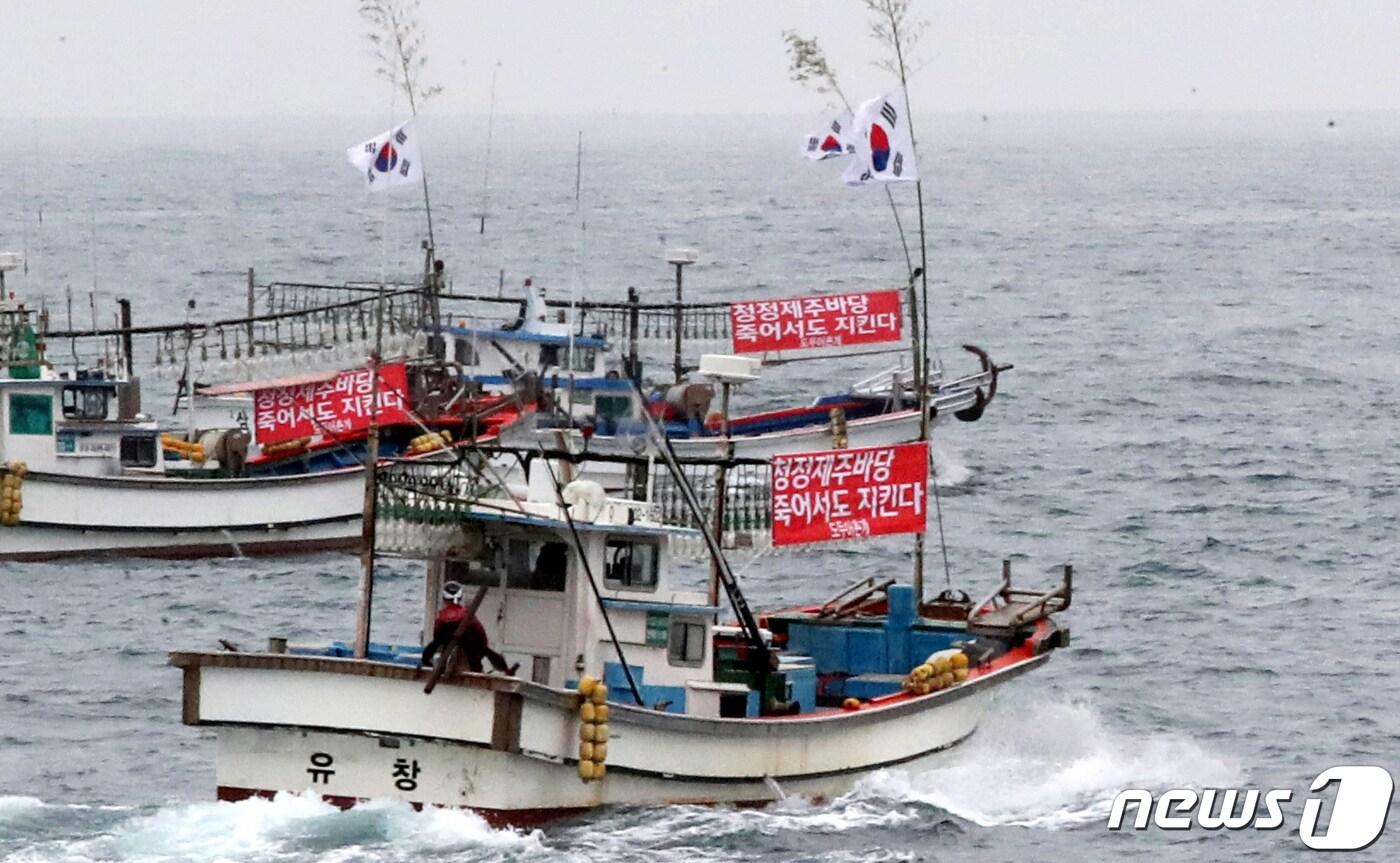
816 575 897 618
43 285 424 383
967 560 1073 634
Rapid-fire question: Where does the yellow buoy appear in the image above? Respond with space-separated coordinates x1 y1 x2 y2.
579 723 597 743
939 672 954 689
577 675 598 697
580 702 596 723
593 762 607 780
594 704 609 723
579 741 595 761
842 697 862 710
951 652 969 670
592 743 607 762
593 723 609 743
953 668 969 683
578 760 596 781
590 683 609 706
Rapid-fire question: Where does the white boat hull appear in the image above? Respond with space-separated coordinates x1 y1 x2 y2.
172 650 1046 824
0 468 366 560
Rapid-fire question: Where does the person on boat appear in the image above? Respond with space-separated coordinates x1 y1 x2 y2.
420 581 517 675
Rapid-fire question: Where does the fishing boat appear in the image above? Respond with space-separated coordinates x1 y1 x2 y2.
169 409 1071 822
0 266 507 560
0 261 1004 561
433 281 1007 477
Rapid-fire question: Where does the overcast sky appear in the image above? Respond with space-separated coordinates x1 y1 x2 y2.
2 1 1397 118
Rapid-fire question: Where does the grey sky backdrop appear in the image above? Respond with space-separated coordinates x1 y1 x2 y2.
2 0 1397 118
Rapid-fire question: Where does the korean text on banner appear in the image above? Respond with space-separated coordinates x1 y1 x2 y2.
730 290 903 354
771 442 928 546
252 363 411 446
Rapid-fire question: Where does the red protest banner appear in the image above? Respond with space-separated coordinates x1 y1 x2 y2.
730 290 903 354
252 362 411 446
771 442 928 546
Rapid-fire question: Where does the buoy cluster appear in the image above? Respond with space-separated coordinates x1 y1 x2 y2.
160 433 206 464
901 648 970 696
576 676 610 782
1 462 27 527
262 436 311 458
407 430 452 456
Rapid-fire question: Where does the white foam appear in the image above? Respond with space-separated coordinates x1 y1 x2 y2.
0 795 47 821
12 791 547 863
930 438 972 487
852 695 1241 829
106 791 343 860
372 798 546 854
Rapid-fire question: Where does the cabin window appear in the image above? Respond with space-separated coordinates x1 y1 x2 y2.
120 435 158 467
8 394 53 435
61 386 109 421
443 556 501 589
668 618 707 667
506 538 569 592
453 337 477 367
595 394 632 425
563 347 595 373
604 539 659 591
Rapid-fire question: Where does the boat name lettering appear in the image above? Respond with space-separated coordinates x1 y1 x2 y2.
306 751 335 785
392 757 421 791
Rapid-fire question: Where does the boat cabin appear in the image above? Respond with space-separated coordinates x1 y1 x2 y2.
0 362 162 478
436 283 632 427
417 495 737 717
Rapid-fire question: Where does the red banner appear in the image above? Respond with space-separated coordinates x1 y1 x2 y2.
730 290 903 354
771 442 928 546
252 363 411 446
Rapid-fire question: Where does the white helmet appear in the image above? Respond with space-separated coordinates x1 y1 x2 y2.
442 581 466 604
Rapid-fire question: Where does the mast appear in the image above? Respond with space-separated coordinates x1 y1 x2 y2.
882 2 931 604
353 283 388 659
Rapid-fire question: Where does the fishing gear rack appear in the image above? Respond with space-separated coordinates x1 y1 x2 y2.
43 286 423 385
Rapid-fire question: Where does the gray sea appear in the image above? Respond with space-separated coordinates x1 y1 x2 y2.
1 111 1398 861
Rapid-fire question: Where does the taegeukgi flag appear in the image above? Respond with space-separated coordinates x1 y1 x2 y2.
842 91 918 186
346 121 423 192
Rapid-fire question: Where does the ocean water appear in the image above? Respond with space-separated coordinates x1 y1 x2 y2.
2 111 1399 860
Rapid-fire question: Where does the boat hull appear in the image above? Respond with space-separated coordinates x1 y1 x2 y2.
0 468 366 561
171 650 1045 820
210 723 974 825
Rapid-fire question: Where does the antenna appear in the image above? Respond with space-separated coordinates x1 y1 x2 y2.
565 130 585 418
478 60 501 235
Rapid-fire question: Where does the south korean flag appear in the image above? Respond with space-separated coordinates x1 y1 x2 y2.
801 110 855 161
346 121 423 192
842 91 919 186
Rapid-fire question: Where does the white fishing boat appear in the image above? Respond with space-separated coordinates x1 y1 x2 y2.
0 274 468 559
169 434 1071 824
